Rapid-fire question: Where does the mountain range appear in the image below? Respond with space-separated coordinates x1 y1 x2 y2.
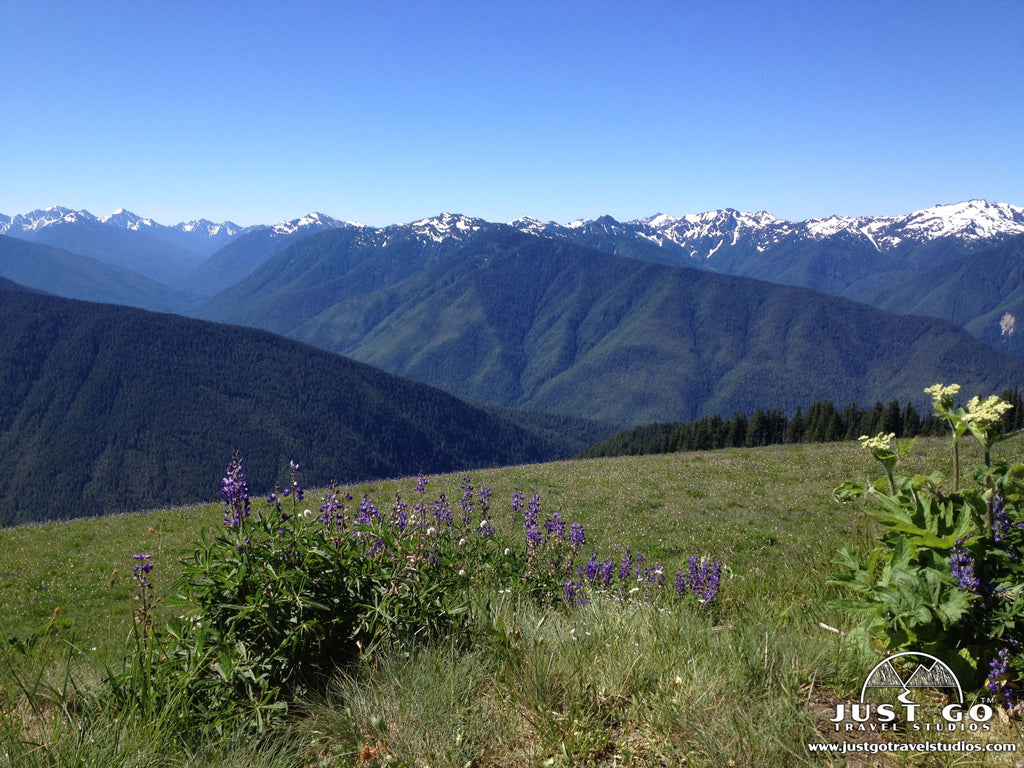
191 227 1024 425
6 199 1022 299
4 199 1024 520
3 201 1024 424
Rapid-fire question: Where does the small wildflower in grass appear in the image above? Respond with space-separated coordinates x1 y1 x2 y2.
131 553 153 589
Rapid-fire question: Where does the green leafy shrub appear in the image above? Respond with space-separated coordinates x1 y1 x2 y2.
832 384 1023 714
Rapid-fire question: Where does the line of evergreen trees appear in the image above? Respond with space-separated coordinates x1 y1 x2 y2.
579 389 1024 458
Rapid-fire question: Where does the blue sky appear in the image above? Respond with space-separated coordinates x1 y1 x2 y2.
3 0 1022 227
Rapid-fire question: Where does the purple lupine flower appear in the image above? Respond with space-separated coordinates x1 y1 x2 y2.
700 559 722 603
674 567 687 598
525 523 542 553
646 565 665 587
527 494 542 525
477 486 491 513
459 477 474 525
522 493 542 554
357 494 381 525
988 648 1010 692
950 539 985 595
318 485 345 533
599 557 616 587
563 579 588 607
511 490 525 517
131 553 153 588
675 557 723 604
581 552 600 582
221 452 250 528
415 472 427 495
433 493 453 527
990 491 1023 545
633 552 646 579
545 511 566 540
426 543 440 566
986 648 1018 710
619 549 634 582
392 490 409 532
286 460 304 502
569 522 586 549
477 504 495 538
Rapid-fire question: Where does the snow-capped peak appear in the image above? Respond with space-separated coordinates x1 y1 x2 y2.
271 212 358 236
507 215 550 234
0 207 82 234
897 200 1024 240
100 208 156 230
407 213 487 243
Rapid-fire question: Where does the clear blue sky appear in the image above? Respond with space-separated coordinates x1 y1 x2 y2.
3 0 1022 227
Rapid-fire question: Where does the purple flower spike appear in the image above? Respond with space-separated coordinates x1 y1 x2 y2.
619 548 633 582
569 522 586 549
131 553 154 588
221 451 250 528
563 579 588 607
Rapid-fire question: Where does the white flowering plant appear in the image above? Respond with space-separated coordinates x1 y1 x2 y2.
832 385 1023 715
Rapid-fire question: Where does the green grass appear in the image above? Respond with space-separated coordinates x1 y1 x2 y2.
1 438 1022 766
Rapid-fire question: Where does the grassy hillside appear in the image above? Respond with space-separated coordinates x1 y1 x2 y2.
1 440 1020 766
0 289 598 525
0 441 881 648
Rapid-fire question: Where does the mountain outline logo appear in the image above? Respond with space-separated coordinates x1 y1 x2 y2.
860 651 963 704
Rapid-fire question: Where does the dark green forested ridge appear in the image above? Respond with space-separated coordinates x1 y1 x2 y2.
0 288 601 525
870 235 1024 360
579 389 1024 458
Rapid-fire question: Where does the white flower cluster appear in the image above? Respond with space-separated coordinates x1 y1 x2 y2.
924 383 961 412
964 395 1013 428
858 431 895 457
